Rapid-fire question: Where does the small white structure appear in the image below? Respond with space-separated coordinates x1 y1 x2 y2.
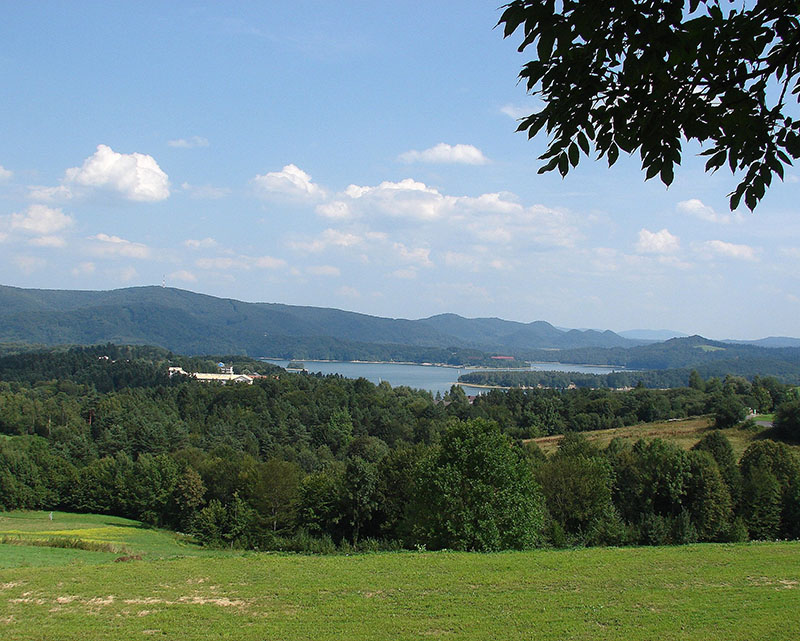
192 372 253 385
167 365 252 384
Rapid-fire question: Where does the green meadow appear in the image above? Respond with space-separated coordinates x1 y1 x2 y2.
1 511 799 640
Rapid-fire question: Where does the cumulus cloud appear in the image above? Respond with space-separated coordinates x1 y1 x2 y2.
195 254 286 271
168 136 209 148
701 240 757 261
337 285 360 298
88 233 151 259
7 204 74 235
254 256 287 269
317 180 575 249
399 143 488 165
315 201 352 219
636 228 680 254
64 144 170 202
391 268 417 279
252 164 324 200
307 265 341 276
28 185 74 202
29 235 66 248
0 165 12 180
288 228 364 253
169 270 198 282
393 242 432 267
14 255 46 273
72 262 95 276
181 182 229 199
184 237 217 249
678 199 738 224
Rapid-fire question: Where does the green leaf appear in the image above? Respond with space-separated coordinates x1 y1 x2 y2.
568 142 580 167
660 163 674 187
577 131 590 155
607 144 619 166
557 152 569 176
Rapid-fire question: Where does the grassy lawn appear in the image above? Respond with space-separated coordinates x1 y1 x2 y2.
528 416 792 460
0 511 209 567
1 531 798 640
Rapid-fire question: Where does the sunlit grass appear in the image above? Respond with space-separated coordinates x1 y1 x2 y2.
0 536 798 640
528 416 795 459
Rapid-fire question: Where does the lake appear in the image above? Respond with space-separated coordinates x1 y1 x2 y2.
263 360 625 396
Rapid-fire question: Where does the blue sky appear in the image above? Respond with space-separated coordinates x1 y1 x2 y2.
1 1 798 340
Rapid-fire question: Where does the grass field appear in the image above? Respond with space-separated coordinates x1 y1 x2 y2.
1 512 799 640
0 511 210 568
527 416 788 459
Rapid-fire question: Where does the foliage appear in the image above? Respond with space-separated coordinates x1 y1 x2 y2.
499 0 800 210
410 419 546 551
774 397 800 441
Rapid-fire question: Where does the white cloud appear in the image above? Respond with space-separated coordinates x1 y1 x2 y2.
340 179 448 221
678 199 738 224
181 182 229 199
195 254 286 271
29 235 66 248
72 261 95 275
0 165 12 180
288 228 363 253
315 201 352 219
337 285 360 298
64 144 170 202
252 164 324 200
0 232 7 242
701 240 757 261
196 257 241 270
399 143 488 165
307 265 341 276
391 268 417 279
184 237 218 249
28 185 74 202
393 242 432 266
6 204 74 236
636 228 680 254
169 270 197 282
88 233 151 259
168 136 209 148
500 104 532 119
254 256 287 269
14 255 46 273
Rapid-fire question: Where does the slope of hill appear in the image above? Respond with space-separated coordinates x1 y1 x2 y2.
0 285 639 357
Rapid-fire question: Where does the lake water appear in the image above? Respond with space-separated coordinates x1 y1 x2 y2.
263 360 624 396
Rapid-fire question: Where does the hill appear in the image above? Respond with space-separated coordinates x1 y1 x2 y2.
0 284 639 358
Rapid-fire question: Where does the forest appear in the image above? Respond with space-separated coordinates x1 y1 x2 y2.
1 344 799 552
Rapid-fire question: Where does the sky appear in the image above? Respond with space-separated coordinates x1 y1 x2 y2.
1 1 798 340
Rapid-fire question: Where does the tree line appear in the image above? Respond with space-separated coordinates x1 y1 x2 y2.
1 346 799 552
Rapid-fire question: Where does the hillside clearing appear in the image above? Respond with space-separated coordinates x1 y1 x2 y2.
526 416 788 459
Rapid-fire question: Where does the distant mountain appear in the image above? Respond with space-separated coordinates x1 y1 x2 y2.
418 314 638 350
618 329 690 341
0 284 639 358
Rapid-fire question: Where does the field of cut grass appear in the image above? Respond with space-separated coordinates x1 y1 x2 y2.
1 526 799 640
528 416 788 459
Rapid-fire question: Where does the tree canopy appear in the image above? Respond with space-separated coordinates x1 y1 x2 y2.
499 0 800 210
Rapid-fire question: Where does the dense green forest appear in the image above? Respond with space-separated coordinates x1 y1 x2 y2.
1 345 799 552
